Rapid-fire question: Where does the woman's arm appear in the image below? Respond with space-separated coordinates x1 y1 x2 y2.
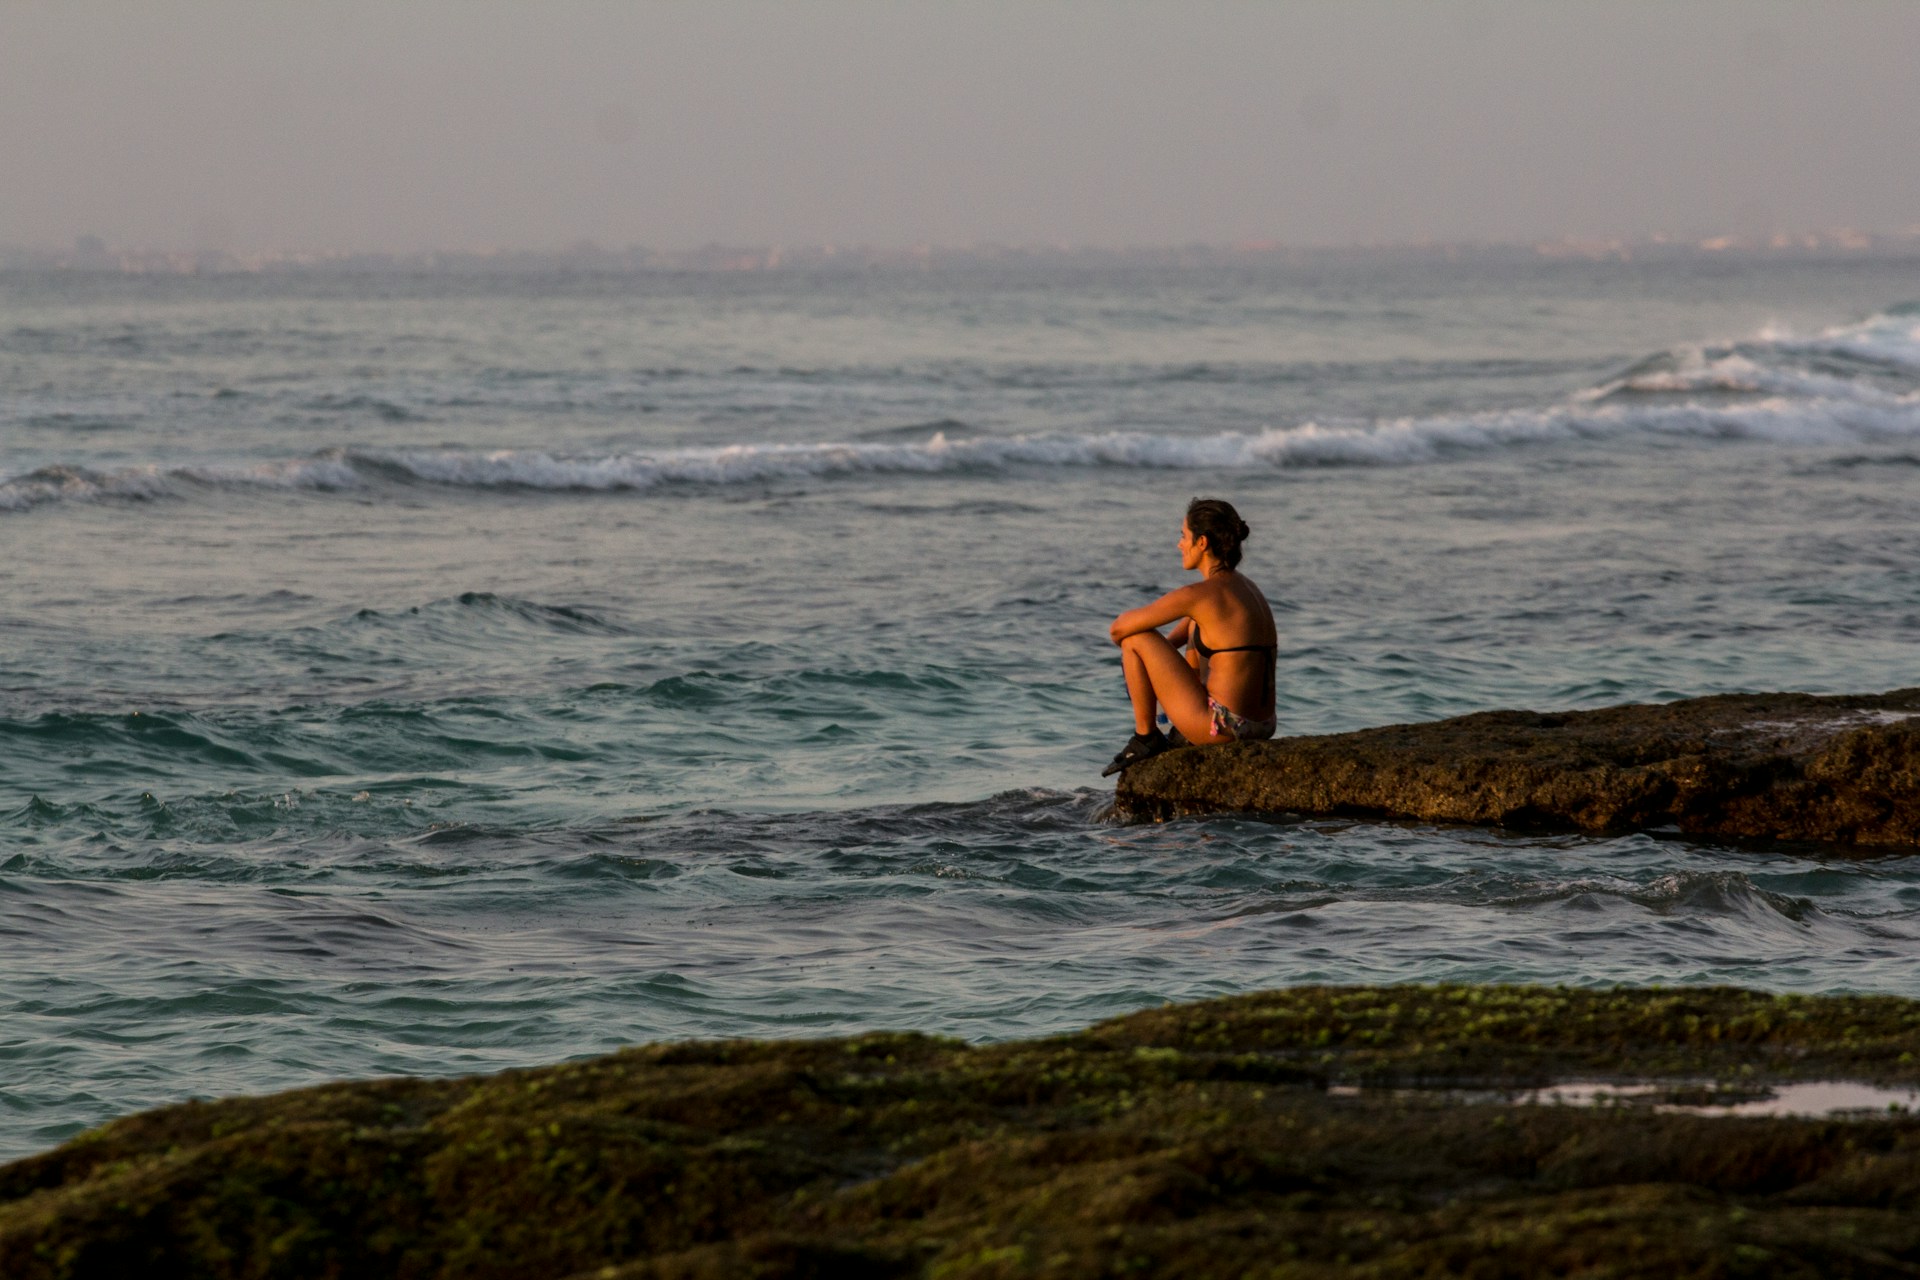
1109 583 1205 646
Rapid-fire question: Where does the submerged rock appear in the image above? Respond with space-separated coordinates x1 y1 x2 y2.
1115 688 1920 848
7 984 1920 1277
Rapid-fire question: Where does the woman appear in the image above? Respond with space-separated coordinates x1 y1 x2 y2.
1102 498 1278 776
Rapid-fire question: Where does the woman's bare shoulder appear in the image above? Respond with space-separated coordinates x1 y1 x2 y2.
1217 572 1267 606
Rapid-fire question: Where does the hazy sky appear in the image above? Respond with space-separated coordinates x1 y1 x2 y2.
2 1 1915 253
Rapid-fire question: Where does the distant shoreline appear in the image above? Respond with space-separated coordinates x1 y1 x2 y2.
10 230 1920 278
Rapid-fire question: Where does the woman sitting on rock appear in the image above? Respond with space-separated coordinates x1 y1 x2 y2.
1103 498 1278 776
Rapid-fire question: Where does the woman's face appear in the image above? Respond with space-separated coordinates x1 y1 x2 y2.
1178 520 1205 571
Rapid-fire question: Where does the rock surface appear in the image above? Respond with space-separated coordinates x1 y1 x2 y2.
9 984 1920 1278
1115 688 1920 848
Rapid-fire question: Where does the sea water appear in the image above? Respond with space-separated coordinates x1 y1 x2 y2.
4 255 1920 1159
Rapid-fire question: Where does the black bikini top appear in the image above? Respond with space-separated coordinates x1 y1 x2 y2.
1190 623 1276 661
1192 622 1277 712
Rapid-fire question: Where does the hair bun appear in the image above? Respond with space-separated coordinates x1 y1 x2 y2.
1184 497 1251 570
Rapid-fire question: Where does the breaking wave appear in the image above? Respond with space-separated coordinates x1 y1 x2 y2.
1583 306 1920 403
6 306 1918 513
0 456 362 512
6 402 1916 511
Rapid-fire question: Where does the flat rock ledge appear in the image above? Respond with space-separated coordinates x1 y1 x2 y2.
1115 688 1920 848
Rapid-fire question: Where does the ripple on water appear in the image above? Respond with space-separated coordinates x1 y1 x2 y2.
12 794 1920 1150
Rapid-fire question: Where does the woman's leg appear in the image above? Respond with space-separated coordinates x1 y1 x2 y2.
1120 630 1225 743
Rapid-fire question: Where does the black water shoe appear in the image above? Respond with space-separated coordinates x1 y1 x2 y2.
1101 728 1172 777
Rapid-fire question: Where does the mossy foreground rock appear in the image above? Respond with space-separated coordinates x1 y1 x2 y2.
1116 688 1920 848
11 986 1920 1278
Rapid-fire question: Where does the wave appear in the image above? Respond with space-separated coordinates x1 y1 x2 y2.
7 306 1918 512
1583 351 1904 403
0 456 359 512
1584 306 1920 403
1769 302 1920 371
1494 869 1814 922
343 591 628 638
7 398 1918 510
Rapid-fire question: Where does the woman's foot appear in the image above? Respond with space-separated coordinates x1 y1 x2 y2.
1101 728 1173 777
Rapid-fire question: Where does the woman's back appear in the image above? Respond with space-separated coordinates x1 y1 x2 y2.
1188 572 1276 718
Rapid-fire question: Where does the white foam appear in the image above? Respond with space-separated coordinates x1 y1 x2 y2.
179 454 363 491
1786 309 1920 371
365 430 1272 490
1581 351 1905 405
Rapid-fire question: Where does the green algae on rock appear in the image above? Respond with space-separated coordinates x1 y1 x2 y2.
8 984 1920 1278
1114 688 1920 849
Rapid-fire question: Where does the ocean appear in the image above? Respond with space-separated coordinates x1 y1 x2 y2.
4 253 1920 1160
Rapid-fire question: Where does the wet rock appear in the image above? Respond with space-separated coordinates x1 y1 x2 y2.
1114 689 1920 848
8 984 1920 1278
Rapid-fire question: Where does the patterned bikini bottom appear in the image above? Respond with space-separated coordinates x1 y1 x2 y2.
1208 697 1277 742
